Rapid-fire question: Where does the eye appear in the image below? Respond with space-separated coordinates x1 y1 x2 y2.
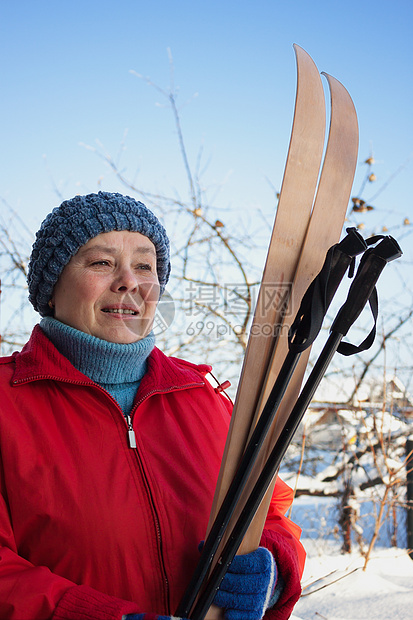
91 260 111 267
137 263 153 271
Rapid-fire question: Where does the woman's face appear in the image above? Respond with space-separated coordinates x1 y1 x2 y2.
52 231 160 343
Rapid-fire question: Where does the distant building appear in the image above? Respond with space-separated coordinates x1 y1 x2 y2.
312 375 412 417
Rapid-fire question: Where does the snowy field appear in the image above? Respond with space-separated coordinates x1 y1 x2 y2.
289 495 413 619
292 541 413 620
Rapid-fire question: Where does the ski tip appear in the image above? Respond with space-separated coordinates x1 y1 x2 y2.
293 43 311 59
293 44 322 81
321 71 338 86
293 43 305 53
321 72 355 105
321 72 351 98
320 70 359 164
321 71 345 86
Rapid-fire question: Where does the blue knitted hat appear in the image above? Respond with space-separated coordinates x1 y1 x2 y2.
28 191 171 317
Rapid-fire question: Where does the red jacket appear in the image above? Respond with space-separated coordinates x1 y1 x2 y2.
0 326 304 620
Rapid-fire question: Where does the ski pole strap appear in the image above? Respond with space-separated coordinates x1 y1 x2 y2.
288 227 366 353
332 235 402 355
336 287 378 356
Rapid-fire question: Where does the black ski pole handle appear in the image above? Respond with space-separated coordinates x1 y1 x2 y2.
331 235 402 339
189 235 402 620
320 226 367 306
275 236 404 485
176 228 366 619
288 227 366 352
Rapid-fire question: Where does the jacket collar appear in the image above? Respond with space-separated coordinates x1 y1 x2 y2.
13 325 211 396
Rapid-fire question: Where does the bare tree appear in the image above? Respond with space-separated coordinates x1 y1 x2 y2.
0 198 38 350
78 54 272 385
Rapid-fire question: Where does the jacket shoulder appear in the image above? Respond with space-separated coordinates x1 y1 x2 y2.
149 346 210 379
0 353 17 365
148 348 231 406
168 354 212 378
152 348 232 411
0 352 18 387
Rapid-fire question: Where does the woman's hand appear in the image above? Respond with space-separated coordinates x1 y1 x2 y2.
124 547 276 620
213 547 277 620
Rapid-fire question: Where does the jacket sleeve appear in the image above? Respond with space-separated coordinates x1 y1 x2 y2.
259 477 305 620
0 493 139 620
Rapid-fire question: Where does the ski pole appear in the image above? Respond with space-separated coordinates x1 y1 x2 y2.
176 228 366 618
189 234 402 620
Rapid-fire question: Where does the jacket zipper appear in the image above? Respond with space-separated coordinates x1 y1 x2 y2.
127 382 205 612
130 440 171 612
122 403 172 611
125 414 137 448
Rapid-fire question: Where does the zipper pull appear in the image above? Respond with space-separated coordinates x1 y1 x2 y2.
125 415 137 449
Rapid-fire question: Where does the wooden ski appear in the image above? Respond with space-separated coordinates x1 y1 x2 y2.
238 71 359 554
207 52 358 558
206 44 326 538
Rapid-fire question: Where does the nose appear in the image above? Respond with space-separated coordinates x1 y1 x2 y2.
110 266 139 293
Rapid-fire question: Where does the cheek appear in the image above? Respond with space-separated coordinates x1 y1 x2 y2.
139 280 160 304
56 274 103 308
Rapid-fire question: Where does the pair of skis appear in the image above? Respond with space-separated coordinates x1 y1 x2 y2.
177 45 362 619
179 227 401 620
207 44 360 564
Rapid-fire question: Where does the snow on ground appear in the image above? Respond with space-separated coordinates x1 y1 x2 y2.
285 493 413 619
291 541 413 620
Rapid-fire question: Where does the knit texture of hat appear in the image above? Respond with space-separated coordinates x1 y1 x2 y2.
28 192 171 317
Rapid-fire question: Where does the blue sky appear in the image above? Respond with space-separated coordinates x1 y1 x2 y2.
1 0 411 232
0 0 411 380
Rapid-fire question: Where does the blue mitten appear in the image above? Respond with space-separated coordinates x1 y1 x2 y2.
213 547 277 620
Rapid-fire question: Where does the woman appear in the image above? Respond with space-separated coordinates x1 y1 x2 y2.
0 192 304 620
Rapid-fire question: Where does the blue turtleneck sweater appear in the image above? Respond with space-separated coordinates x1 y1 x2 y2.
40 317 155 415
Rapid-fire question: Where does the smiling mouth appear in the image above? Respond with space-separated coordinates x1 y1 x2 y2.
102 308 139 315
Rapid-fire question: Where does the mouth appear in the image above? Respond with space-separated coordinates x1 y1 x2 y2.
101 307 139 316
